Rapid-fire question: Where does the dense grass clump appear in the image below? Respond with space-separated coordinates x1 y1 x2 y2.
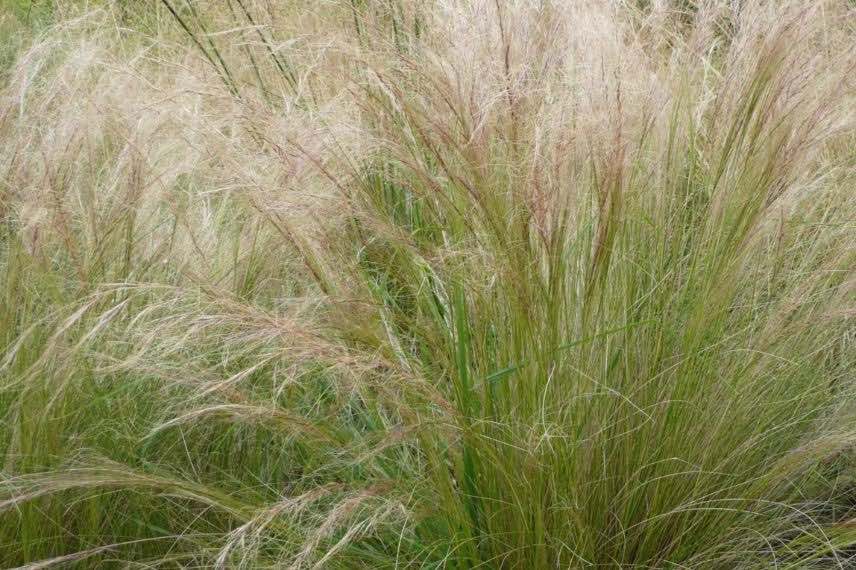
0 1 854 567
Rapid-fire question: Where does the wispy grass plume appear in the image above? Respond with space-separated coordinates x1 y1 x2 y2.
0 0 854 567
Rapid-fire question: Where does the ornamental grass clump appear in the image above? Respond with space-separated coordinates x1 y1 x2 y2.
0 1 854 567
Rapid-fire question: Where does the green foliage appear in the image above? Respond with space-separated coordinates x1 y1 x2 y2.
0 1 854 568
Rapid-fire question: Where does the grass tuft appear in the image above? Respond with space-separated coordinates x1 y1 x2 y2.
0 0 854 567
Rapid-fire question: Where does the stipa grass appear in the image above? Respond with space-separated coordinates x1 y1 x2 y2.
0 1 854 568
